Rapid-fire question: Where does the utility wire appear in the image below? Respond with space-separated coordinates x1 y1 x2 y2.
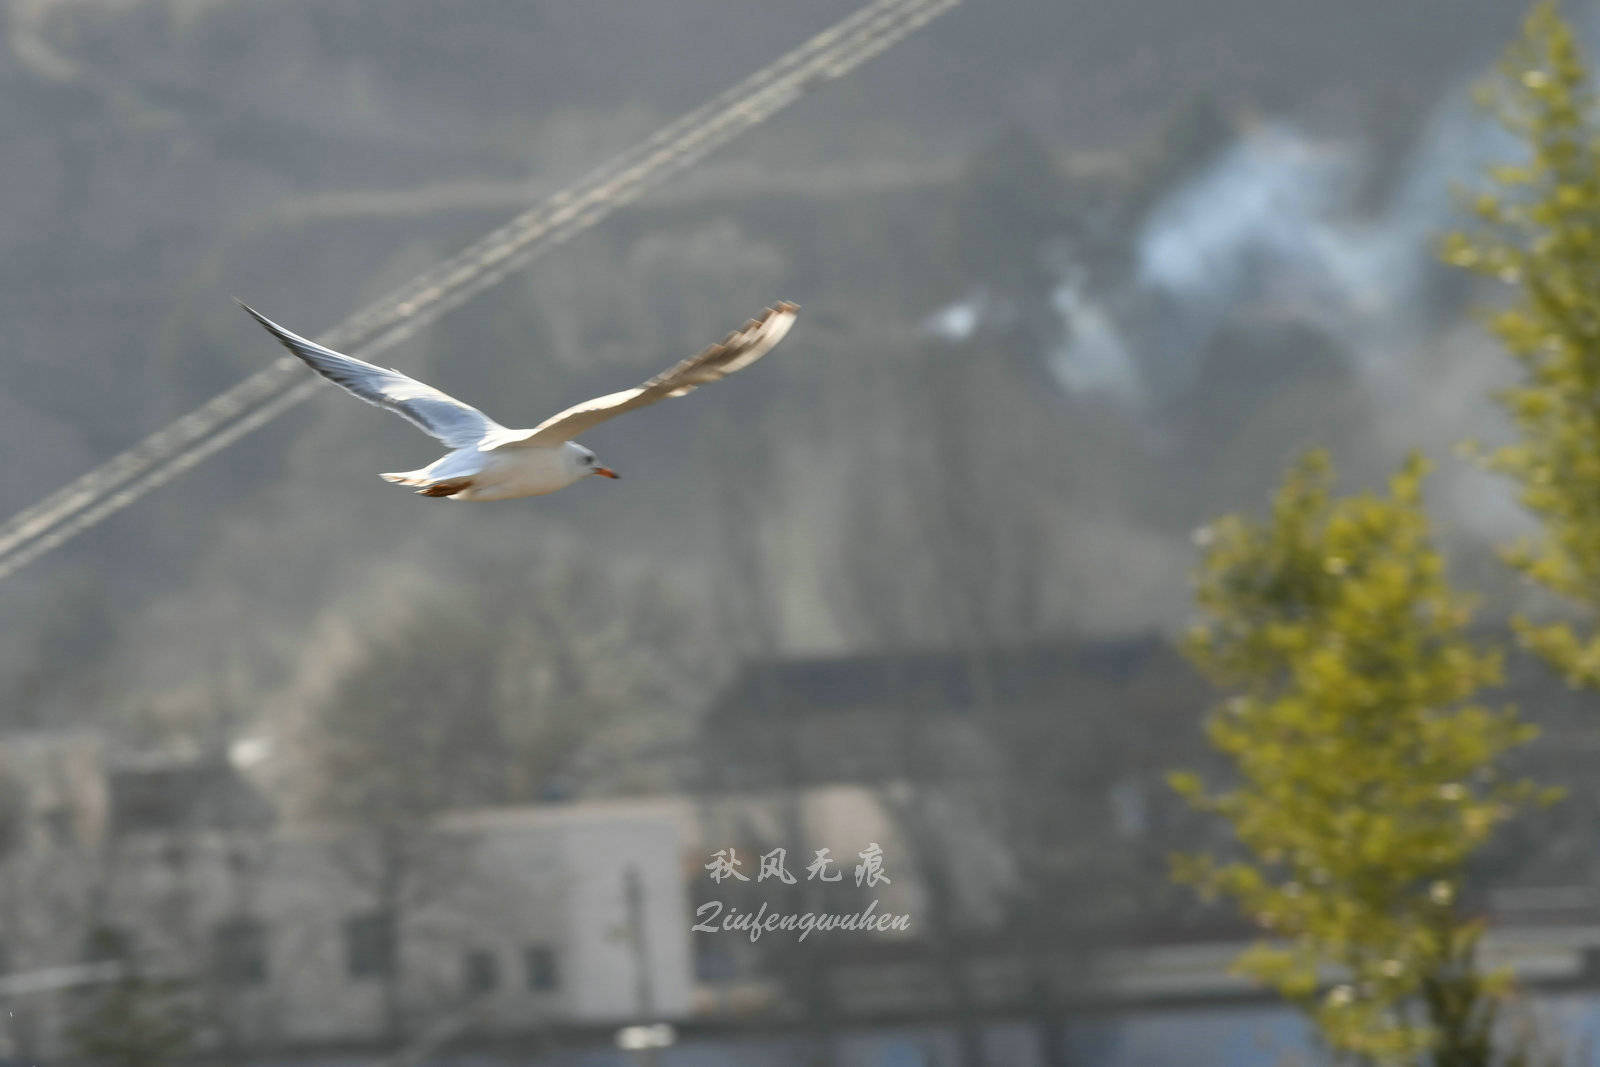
0 0 958 582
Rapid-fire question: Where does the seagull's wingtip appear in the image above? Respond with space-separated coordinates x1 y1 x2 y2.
234 301 279 334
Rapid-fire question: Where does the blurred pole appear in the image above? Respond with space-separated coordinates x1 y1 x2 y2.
625 865 655 1018
624 866 660 1067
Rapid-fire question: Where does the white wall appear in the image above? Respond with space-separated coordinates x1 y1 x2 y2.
98 801 694 1049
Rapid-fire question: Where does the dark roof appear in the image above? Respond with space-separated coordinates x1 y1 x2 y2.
108 755 274 837
704 633 1183 723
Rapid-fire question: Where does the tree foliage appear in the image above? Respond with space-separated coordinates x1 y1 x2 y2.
1443 1 1600 685
1173 451 1550 1064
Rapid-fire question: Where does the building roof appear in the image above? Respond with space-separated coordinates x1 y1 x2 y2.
704 633 1183 723
107 752 275 836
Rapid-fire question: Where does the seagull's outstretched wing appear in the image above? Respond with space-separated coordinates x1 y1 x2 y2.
509 301 799 448
238 301 504 449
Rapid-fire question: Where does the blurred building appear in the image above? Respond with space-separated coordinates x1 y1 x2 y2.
686 634 1600 1052
0 741 695 1059
5 631 1600 1063
97 801 693 1049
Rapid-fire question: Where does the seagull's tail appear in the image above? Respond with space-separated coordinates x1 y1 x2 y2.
380 470 475 498
379 470 428 487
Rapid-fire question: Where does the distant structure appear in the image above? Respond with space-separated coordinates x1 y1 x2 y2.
691 636 1600 1033
3 632 1600 1063
0 742 694 1059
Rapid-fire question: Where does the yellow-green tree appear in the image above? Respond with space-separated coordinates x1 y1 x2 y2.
1443 1 1600 684
1173 451 1548 1065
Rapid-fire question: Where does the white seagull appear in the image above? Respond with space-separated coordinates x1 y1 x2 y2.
237 300 799 501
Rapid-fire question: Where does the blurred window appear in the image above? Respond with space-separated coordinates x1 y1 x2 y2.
524 944 558 991
83 924 131 963
1109 777 1148 839
464 948 499 995
213 916 268 985
42 806 74 846
694 940 738 982
344 911 394 980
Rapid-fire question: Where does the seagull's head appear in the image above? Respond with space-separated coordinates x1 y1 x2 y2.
566 442 619 482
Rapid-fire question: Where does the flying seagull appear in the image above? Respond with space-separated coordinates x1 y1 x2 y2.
237 300 799 500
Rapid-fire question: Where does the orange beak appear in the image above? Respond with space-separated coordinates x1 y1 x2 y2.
594 466 620 479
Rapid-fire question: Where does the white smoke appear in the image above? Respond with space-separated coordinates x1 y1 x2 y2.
1048 265 1141 406
923 291 988 343
1047 96 1520 410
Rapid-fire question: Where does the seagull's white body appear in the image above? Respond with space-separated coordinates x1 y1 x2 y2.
237 301 798 500
384 438 583 502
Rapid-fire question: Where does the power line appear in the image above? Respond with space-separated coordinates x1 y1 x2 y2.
0 0 959 582
0 0 946 573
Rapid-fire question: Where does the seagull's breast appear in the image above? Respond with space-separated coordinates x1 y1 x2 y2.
454 445 580 501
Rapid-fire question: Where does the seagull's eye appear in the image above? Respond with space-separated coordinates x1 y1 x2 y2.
584 455 596 466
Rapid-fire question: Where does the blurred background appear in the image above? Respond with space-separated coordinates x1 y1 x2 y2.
3 0 1600 1063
